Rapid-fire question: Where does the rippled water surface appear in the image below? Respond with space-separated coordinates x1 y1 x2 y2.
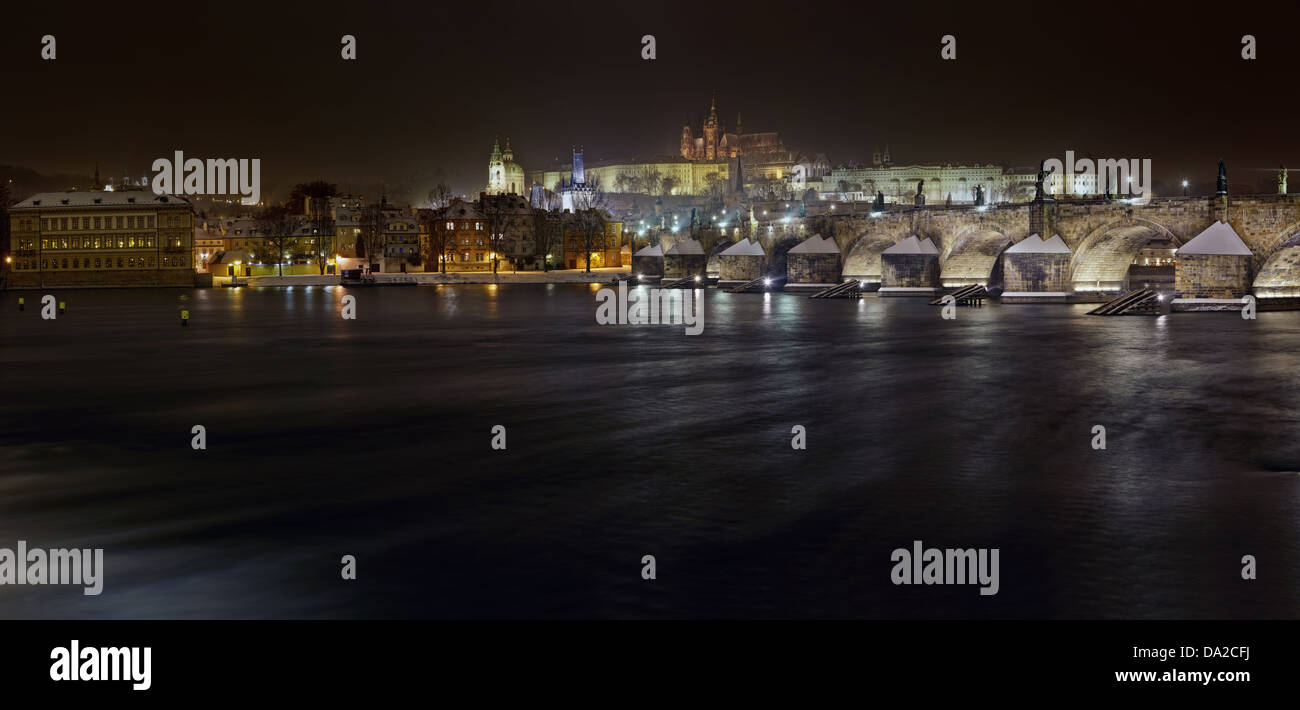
1 284 1298 618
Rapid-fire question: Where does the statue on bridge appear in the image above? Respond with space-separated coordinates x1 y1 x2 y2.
873 190 885 212
1034 159 1054 202
1280 165 1288 195
1216 159 1228 195
914 180 926 206
974 185 985 207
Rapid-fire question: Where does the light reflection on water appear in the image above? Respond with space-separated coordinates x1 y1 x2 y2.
0 286 1298 619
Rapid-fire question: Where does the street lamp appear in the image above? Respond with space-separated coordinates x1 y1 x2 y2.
1182 180 1189 196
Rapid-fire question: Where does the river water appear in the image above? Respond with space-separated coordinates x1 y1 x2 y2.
1 284 1298 618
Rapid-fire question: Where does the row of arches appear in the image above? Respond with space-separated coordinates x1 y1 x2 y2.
702 216 1300 291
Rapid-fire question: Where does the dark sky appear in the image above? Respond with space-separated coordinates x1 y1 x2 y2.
2 0 1296 199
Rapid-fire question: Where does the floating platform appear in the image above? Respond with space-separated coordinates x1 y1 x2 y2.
878 286 941 297
1000 291 1073 304
1170 298 1246 313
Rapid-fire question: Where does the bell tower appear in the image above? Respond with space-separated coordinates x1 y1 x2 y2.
487 136 505 194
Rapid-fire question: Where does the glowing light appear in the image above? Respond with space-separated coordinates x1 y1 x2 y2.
694 275 701 282
763 278 771 287
1182 180 1189 187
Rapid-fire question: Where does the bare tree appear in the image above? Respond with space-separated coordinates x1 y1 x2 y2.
534 210 562 272
358 202 386 274
427 182 452 209
642 166 662 196
254 205 297 277
478 194 522 274
419 208 454 274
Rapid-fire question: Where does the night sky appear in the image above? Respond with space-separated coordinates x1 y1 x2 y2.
1 1 1296 199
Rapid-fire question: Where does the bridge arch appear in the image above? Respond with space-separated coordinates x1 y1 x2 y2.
705 238 734 278
842 232 898 281
1070 218 1182 292
768 235 802 279
938 224 1012 287
1252 225 1300 296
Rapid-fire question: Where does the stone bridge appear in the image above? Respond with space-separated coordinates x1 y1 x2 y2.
730 195 1300 294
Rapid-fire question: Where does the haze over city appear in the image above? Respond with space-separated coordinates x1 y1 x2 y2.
2 1 1295 198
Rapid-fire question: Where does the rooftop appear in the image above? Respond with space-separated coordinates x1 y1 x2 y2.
1177 221 1252 255
13 191 190 209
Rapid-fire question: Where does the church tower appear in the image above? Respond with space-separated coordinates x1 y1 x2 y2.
681 123 693 159
572 147 586 186
704 92 719 161
872 147 882 167
487 137 505 194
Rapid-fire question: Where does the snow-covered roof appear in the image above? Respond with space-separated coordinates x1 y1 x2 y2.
1005 233 1072 254
13 191 189 209
720 239 766 256
788 234 841 254
634 244 663 257
1041 235 1071 253
665 238 705 255
208 249 253 265
882 235 935 255
1177 221 1252 256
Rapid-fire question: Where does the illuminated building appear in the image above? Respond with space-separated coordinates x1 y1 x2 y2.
7 191 194 287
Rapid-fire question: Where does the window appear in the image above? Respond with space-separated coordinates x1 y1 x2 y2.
41 260 47 269
94 258 101 268
61 258 68 268
128 236 136 248
117 258 123 268
163 257 169 267
60 217 67 230
147 215 154 228
41 238 49 249
147 236 155 247
94 217 102 229
115 217 123 229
